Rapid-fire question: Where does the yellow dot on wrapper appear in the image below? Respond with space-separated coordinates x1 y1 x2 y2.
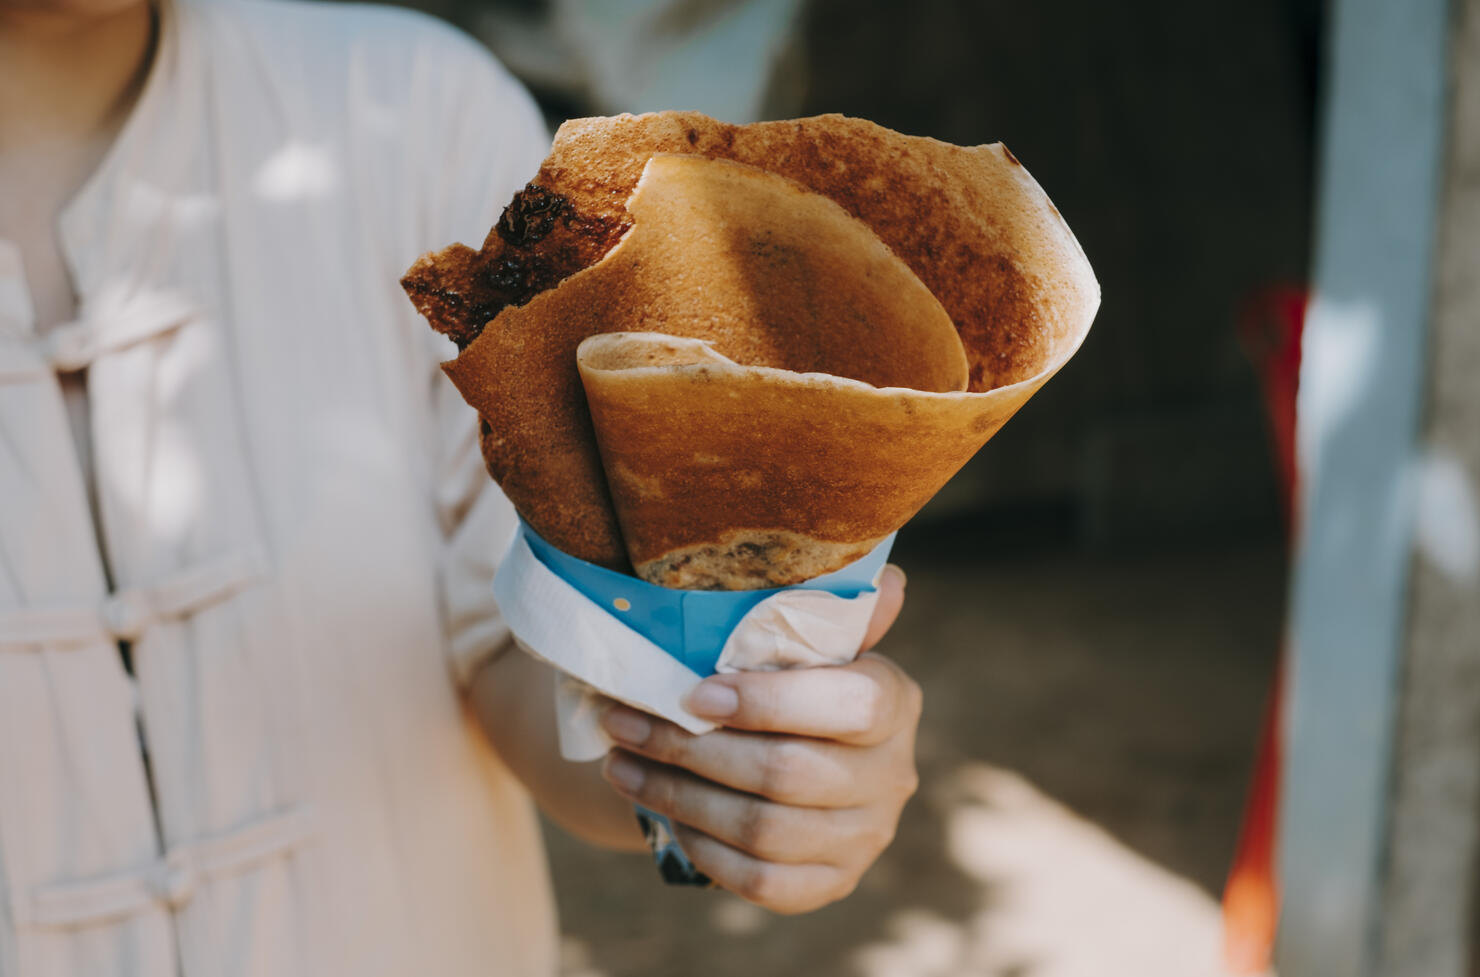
613 597 632 612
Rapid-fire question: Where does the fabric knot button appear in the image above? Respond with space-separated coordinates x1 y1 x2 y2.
155 862 196 910
101 591 151 641
43 326 92 372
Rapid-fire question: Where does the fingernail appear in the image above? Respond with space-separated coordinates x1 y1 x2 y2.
601 708 652 746
685 680 739 719
883 563 907 589
604 752 646 793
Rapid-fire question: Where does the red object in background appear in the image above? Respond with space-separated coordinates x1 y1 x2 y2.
1239 287 1307 534
1222 286 1306 973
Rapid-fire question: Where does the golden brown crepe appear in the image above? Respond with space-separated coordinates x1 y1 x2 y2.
577 332 1057 588
402 111 1099 582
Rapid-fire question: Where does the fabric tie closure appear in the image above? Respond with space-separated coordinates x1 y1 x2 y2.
0 547 268 648
22 805 315 929
0 285 196 382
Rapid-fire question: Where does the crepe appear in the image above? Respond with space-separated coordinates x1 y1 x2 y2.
577 330 1058 588
402 111 1099 582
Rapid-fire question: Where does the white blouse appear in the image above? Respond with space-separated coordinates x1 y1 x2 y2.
0 1 560 974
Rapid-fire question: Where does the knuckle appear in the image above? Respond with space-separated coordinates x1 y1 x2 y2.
863 817 898 856
847 809 894 858
787 879 846 915
736 862 782 906
754 682 787 725
830 873 862 905
899 764 921 801
904 675 924 721
778 894 826 916
643 768 677 812
736 800 783 855
760 740 810 800
845 678 887 736
646 725 687 767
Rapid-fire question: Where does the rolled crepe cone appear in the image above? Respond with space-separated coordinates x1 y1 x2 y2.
442 153 973 571
577 330 1076 589
404 112 1100 574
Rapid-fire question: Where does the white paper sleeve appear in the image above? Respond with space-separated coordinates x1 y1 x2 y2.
493 530 883 761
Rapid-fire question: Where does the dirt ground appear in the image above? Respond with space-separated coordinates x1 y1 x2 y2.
542 531 1285 977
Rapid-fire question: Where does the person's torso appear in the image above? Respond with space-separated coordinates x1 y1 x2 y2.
0 3 557 974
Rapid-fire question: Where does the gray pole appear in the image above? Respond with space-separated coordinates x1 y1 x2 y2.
1277 0 1450 974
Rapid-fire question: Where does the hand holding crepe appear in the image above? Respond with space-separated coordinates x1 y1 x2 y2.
402 112 1099 587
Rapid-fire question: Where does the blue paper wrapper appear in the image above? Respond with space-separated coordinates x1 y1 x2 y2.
520 522 896 885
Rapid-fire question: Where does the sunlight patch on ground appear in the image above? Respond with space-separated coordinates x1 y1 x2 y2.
561 935 613 977
850 763 1275 977
709 894 771 936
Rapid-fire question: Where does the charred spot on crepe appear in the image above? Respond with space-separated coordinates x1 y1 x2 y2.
399 261 505 351
483 254 562 315
403 183 632 349
495 183 569 246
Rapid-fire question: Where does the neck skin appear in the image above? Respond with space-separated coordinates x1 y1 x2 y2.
0 1 156 154
0 0 157 542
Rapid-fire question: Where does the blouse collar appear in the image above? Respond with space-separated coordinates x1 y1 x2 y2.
58 0 203 300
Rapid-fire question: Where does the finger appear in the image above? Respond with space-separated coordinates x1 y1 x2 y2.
861 564 907 652
684 653 924 745
601 706 866 806
602 750 876 864
672 824 858 915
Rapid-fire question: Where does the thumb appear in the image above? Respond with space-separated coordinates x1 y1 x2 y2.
861 564 906 652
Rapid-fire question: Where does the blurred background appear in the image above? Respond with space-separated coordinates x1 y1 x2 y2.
412 0 1322 551
351 1 1480 974
386 0 1312 974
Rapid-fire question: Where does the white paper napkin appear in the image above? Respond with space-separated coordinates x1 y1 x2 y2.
493 530 883 761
